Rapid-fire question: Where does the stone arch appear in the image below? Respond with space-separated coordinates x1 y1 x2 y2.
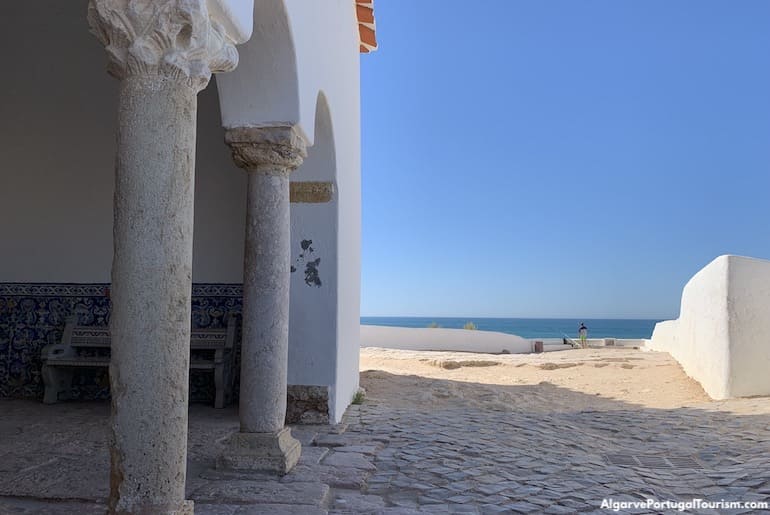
287 92 340 422
294 92 337 183
215 0 301 132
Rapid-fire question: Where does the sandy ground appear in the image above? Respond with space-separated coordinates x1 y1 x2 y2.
359 346 770 415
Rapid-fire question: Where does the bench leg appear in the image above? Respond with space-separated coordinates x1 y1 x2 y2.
214 362 225 409
224 352 236 407
42 365 72 404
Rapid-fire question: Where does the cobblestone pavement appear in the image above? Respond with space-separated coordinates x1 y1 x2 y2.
339 402 770 514
2 360 770 513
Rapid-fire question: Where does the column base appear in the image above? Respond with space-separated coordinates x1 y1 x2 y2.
110 500 193 515
216 428 301 474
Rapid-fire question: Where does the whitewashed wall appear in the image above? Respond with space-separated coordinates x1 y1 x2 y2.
217 0 363 422
0 3 113 282
1 0 363 423
361 326 533 354
0 1 246 285
287 96 338 391
648 255 770 399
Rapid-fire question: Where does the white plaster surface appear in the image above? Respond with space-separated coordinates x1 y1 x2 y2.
194 81 249 282
217 0 361 143
288 95 338 394
0 3 116 282
217 0 363 423
216 0 299 132
207 0 254 44
0 3 247 284
361 326 533 354
649 320 679 350
647 255 770 399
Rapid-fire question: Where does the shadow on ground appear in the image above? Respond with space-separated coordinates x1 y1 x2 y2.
0 372 769 513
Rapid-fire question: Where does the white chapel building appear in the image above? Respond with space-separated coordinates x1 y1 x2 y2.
0 1 376 512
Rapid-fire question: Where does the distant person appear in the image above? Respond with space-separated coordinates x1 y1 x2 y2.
578 322 588 348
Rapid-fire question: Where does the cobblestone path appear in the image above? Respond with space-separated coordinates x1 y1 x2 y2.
1 361 770 513
332 401 770 514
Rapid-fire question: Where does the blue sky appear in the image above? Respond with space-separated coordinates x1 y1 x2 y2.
359 1 770 319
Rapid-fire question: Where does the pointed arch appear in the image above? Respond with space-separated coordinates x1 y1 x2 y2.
288 92 339 411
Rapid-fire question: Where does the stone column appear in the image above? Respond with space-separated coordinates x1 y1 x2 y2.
218 126 306 473
87 2 238 513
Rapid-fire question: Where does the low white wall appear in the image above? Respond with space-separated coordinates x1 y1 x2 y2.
647 320 678 350
543 338 646 348
360 328 648 355
361 326 533 354
725 257 770 397
648 255 770 399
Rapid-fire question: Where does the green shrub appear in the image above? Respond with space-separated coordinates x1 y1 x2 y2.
463 321 477 330
351 389 365 405
427 321 441 328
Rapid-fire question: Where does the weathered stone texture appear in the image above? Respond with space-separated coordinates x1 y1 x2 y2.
239 171 293 433
226 126 307 176
286 385 330 425
191 479 328 505
221 126 307 474
89 1 244 510
289 182 335 204
87 0 238 91
217 428 302 475
109 74 198 515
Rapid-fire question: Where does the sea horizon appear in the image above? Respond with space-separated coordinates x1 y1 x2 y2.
360 316 663 339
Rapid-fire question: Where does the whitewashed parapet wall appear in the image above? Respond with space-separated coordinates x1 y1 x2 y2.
647 255 770 399
217 0 362 423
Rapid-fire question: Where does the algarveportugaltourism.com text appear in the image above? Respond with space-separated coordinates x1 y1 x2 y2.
601 497 769 512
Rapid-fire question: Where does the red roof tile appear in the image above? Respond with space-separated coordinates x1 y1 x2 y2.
356 0 377 53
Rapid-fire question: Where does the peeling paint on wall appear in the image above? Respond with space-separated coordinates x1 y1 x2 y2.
291 239 322 287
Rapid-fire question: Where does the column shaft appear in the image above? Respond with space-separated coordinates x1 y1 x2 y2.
109 76 196 514
217 126 305 474
240 171 291 433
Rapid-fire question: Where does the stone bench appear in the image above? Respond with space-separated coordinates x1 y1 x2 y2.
41 315 237 408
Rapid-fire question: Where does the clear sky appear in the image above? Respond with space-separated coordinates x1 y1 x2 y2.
359 1 770 320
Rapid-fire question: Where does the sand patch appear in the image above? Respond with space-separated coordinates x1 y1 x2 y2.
359 346 725 412
360 346 770 416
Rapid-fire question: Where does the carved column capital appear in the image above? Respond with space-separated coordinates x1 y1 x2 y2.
87 0 239 91
225 126 308 176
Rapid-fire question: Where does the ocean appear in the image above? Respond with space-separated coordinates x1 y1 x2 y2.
360 317 662 340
